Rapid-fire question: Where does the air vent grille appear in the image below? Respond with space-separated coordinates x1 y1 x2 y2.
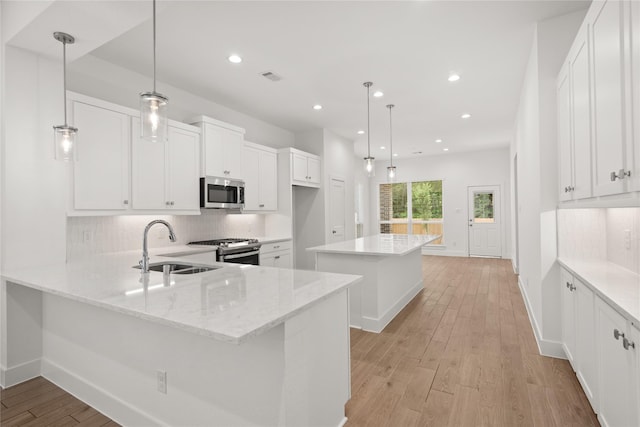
261 71 282 82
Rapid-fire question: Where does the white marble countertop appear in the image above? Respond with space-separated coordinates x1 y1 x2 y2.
306 234 440 256
558 258 640 326
2 245 361 344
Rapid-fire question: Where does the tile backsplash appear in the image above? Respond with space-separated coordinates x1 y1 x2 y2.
67 211 265 261
558 207 640 274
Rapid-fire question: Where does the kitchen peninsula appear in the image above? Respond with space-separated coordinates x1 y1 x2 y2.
0 247 361 426
307 234 439 332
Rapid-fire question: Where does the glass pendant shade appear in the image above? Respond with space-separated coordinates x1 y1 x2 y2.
140 91 168 142
364 156 375 177
53 125 77 161
387 165 396 181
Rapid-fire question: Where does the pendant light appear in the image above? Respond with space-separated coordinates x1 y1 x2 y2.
363 81 375 177
386 104 396 181
140 0 168 142
53 32 77 161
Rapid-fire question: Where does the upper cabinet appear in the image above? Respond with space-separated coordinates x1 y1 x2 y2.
189 116 245 180
242 141 278 212
289 148 321 187
70 96 131 211
132 118 200 211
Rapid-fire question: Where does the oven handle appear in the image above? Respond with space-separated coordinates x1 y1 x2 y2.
221 250 260 260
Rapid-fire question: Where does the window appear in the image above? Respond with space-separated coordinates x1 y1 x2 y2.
379 180 443 244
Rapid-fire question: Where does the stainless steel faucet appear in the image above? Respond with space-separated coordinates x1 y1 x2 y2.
139 220 177 273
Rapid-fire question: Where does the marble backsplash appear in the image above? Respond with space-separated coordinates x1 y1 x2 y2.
557 207 640 274
67 211 265 261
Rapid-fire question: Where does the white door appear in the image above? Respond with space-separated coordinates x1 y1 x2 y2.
329 177 346 243
468 185 501 257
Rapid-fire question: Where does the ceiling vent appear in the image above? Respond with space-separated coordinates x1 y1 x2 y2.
261 71 282 82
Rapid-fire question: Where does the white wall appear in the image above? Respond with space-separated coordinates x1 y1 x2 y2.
68 55 294 150
511 9 586 356
353 155 371 237
369 148 511 258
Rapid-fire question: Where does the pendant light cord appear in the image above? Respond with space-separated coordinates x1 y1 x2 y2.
153 0 157 93
389 106 393 167
366 83 371 158
63 40 68 126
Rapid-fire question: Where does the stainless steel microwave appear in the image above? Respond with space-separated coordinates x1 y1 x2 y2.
200 177 245 209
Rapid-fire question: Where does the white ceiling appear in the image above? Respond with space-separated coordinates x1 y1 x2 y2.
13 0 591 159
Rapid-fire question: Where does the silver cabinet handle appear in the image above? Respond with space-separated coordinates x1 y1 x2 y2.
611 169 631 181
274 255 280 260
259 204 265 208
614 329 625 340
569 283 576 291
124 200 129 205
566 281 571 289
166 201 170 206
623 337 636 350
170 201 175 206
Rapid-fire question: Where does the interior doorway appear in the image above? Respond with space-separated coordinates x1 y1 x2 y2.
468 185 502 257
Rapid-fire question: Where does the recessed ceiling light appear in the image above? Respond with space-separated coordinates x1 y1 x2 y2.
393 153 398 157
373 91 384 98
380 146 386 150
461 113 471 119
313 104 323 110
228 54 242 64
448 73 460 82
357 130 365 135
435 139 443 143
443 148 449 151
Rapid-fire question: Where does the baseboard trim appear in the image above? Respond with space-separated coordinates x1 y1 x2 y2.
41 358 166 427
337 416 348 427
516 277 565 359
422 248 468 257
511 258 519 274
1 358 41 388
361 279 423 333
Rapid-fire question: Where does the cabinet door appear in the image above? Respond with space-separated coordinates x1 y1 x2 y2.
570 28 593 200
259 150 278 210
575 278 597 410
73 102 130 210
292 153 308 182
242 146 261 210
307 156 321 184
591 0 627 197
131 117 167 210
597 297 637 427
558 62 573 202
223 129 244 180
260 253 276 267
168 126 200 210
272 251 292 269
628 1 640 192
203 123 225 177
561 268 577 367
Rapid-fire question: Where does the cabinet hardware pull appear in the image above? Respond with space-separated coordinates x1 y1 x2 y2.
259 204 265 208
170 201 175 206
569 284 576 291
166 201 170 206
123 200 129 205
566 281 571 289
614 329 625 340
273 246 280 249
569 186 574 191
274 256 280 260
623 337 636 350
611 169 631 181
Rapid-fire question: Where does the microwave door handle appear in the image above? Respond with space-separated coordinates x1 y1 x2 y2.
222 250 260 260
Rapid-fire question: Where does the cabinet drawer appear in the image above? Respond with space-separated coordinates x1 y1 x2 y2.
261 240 292 254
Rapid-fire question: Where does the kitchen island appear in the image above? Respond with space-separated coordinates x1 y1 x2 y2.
307 234 439 332
0 247 361 426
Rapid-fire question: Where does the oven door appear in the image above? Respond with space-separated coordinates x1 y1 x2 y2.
200 177 245 209
219 249 260 265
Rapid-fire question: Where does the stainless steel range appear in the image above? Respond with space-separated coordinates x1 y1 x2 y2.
188 238 261 265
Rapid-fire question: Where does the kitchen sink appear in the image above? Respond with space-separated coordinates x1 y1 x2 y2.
134 261 220 275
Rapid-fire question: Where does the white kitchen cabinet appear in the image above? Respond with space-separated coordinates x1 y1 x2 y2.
596 296 639 427
242 142 278 211
590 0 628 197
557 61 573 202
71 98 131 211
290 148 321 187
131 119 200 212
190 116 245 180
561 268 577 366
261 240 292 269
628 1 640 192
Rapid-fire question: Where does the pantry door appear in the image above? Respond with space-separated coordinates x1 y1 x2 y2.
468 186 501 257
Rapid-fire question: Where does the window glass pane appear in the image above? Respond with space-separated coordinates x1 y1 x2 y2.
473 192 495 223
412 223 443 243
411 181 443 221
379 183 407 221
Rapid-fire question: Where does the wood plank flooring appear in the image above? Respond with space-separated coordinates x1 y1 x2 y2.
0 377 118 426
345 256 599 426
0 256 598 426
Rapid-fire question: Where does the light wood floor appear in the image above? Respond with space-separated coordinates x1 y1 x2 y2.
0 256 598 427
345 256 599 426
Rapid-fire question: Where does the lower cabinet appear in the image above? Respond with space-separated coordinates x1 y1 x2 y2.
261 240 292 269
596 297 639 427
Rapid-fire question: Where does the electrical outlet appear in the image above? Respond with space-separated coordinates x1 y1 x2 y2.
157 370 167 394
624 229 632 250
